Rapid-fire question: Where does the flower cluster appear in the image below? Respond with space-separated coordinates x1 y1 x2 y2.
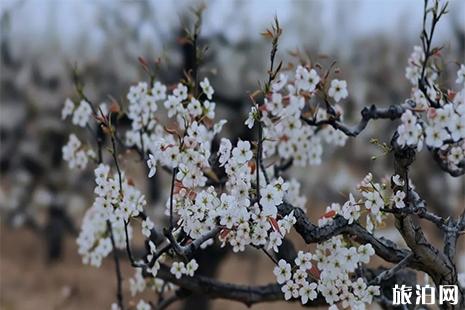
125 81 165 148
128 242 174 297
317 239 379 308
62 133 94 169
60 6 465 309
319 173 409 232
68 74 309 306
126 79 225 170
246 66 349 167
405 46 435 86
273 252 318 304
215 139 299 252
273 238 379 308
124 77 304 256
170 259 199 279
398 47 465 169
135 81 226 191
76 164 146 266
62 98 93 127
169 180 297 255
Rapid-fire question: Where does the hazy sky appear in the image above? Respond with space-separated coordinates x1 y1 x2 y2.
1 0 463 59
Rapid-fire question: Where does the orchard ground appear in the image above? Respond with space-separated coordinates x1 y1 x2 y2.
0 227 315 310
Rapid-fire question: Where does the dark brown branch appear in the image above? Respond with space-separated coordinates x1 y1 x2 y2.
138 212 166 245
110 133 123 194
417 0 448 109
371 254 413 285
146 265 327 307
165 227 220 261
302 104 406 137
391 138 462 308
381 189 449 231
168 168 177 231
277 203 411 264
145 264 415 308
123 220 145 268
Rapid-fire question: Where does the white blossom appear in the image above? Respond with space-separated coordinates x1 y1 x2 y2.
392 190 406 209
273 259 292 284
200 77 214 100
328 79 348 102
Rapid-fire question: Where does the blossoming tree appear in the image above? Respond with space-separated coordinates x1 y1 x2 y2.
61 1 464 309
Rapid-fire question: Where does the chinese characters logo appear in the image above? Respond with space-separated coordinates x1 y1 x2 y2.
392 284 458 306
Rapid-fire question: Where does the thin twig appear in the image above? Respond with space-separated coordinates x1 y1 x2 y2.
261 248 279 266
110 134 123 194
107 221 124 310
257 18 282 201
371 254 413 284
123 220 144 268
169 168 177 231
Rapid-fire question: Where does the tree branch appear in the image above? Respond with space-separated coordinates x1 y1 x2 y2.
144 264 327 307
391 138 461 308
302 104 406 137
107 221 124 310
371 254 413 285
277 203 411 264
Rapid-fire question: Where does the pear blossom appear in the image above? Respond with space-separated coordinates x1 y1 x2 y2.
425 125 449 148
456 64 465 85
245 106 257 129
328 79 348 102
141 217 154 237
173 83 188 100
299 282 318 304
147 154 157 177
281 280 295 300
170 261 186 279
60 12 457 308
186 259 199 276
200 77 214 100
218 138 232 166
231 140 253 164
392 190 406 209
62 98 75 120
72 100 93 127
295 251 312 270
295 66 320 92
152 81 167 101
341 194 360 224
273 259 292 284
392 174 404 186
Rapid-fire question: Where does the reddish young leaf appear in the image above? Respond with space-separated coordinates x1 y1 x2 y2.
308 265 321 280
248 161 256 174
323 210 336 219
447 90 456 101
220 229 230 239
268 217 282 236
174 181 184 194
